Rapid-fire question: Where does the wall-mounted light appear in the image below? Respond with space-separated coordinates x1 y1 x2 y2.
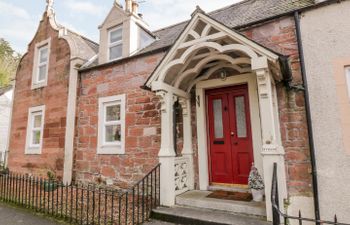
220 69 227 81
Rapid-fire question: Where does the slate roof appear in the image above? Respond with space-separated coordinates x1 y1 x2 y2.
81 0 316 69
139 0 315 55
66 30 99 59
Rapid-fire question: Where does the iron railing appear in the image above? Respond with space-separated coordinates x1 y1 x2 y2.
271 163 349 225
0 163 160 225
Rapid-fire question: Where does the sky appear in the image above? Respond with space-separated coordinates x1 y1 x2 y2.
0 0 242 54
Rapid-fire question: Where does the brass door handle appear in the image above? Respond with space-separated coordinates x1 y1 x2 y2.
230 132 235 136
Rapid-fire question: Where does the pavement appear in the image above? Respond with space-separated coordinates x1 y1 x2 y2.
0 203 63 225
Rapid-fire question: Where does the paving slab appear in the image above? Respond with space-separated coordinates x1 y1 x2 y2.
0 202 63 225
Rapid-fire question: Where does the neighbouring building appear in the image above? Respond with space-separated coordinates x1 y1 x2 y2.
299 0 350 221
0 86 13 165
7 0 350 223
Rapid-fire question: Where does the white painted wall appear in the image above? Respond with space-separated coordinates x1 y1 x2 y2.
0 89 13 162
300 1 350 222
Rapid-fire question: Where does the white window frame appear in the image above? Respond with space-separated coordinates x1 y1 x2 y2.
108 25 123 62
346 66 350 101
97 94 126 154
25 105 45 154
32 38 51 89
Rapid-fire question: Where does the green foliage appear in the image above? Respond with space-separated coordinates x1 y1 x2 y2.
0 38 21 87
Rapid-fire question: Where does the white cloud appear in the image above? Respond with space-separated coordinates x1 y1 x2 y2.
0 1 31 19
64 0 106 16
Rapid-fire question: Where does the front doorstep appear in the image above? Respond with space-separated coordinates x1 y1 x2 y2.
208 185 250 193
176 190 266 217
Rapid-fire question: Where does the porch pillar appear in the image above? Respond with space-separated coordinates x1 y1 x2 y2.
254 64 288 221
156 90 177 206
179 98 194 190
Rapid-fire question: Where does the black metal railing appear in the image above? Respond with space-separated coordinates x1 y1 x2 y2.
271 163 349 225
0 163 160 225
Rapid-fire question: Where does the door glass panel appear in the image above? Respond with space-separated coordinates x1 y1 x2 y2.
235 96 247 138
213 99 224 139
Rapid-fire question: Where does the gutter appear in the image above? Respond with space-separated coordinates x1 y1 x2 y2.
293 11 321 223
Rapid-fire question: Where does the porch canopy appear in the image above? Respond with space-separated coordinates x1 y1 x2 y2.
144 7 288 220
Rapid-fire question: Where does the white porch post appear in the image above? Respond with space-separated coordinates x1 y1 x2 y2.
179 98 194 190
253 58 288 221
157 90 177 206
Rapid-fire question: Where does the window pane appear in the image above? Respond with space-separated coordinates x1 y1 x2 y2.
139 29 153 49
110 28 122 43
39 47 48 63
38 65 47 81
106 104 120 121
105 125 121 142
213 99 224 139
235 96 247 138
109 44 122 60
33 114 42 128
32 130 41 145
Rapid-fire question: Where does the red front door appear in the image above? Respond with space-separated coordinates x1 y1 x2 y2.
207 84 253 185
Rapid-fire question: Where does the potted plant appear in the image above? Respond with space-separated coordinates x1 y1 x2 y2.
44 170 58 192
248 165 265 202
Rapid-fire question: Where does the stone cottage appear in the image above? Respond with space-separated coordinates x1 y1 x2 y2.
7 0 350 223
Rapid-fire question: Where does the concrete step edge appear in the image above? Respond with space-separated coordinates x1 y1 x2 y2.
176 196 266 217
151 206 270 225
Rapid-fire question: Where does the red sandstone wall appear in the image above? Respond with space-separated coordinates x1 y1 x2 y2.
243 16 312 196
76 53 165 187
7 14 71 180
75 16 312 196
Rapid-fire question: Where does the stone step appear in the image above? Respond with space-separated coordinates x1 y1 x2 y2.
176 190 266 217
208 185 249 193
151 206 271 225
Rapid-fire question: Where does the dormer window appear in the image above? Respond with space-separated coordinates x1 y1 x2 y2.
108 25 123 61
32 38 51 89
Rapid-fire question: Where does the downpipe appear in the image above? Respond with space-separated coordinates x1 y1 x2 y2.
294 11 321 223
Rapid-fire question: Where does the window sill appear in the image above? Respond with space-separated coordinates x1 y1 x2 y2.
31 82 47 90
25 147 42 155
97 145 124 155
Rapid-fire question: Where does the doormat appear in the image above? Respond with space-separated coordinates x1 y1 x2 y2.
207 190 252 202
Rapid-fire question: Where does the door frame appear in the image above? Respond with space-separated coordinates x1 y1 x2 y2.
206 84 254 186
195 73 263 190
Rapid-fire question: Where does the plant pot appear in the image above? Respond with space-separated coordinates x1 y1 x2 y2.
251 189 264 202
43 181 58 192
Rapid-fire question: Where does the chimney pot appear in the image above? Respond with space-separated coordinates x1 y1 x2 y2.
125 0 132 12
132 1 139 15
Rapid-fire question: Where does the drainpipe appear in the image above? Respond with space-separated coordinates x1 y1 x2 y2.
294 11 321 223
